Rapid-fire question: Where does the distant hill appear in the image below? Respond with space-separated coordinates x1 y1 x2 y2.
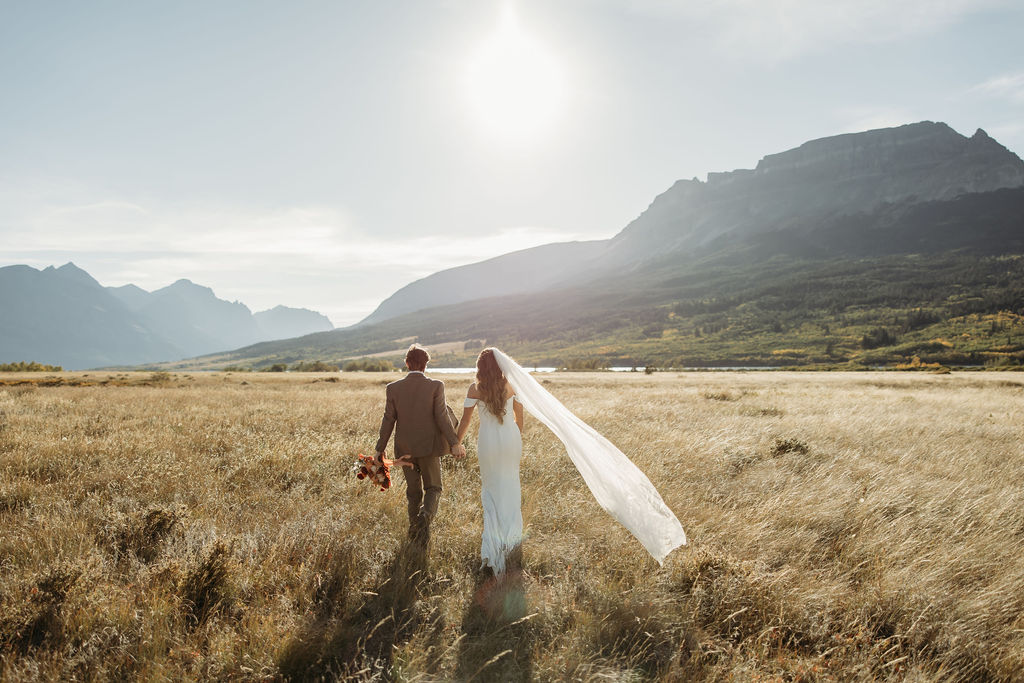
165 122 1024 371
360 240 607 325
114 278 262 359
0 264 334 369
0 264 181 369
253 305 334 342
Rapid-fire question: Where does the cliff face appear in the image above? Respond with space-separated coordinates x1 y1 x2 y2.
608 122 1024 261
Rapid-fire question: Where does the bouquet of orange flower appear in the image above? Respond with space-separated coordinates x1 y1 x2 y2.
353 453 392 491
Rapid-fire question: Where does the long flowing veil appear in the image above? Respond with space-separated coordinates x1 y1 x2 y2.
493 349 686 564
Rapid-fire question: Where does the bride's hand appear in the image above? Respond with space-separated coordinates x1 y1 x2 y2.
393 455 416 468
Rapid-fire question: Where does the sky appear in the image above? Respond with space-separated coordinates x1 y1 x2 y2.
2 0 1023 326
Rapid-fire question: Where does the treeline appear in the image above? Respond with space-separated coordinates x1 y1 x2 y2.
224 359 396 372
224 360 340 372
561 357 610 370
341 358 395 372
0 361 63 372
291 361 340 372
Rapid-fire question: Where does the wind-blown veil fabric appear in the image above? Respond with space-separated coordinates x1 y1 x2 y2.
493 349 686 563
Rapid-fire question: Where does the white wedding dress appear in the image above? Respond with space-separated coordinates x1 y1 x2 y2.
492 350 686 564
465 395 523 573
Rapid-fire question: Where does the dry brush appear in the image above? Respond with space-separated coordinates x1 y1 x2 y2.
0 370 1022 681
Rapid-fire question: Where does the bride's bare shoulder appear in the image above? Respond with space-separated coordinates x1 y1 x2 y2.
466 382 481 399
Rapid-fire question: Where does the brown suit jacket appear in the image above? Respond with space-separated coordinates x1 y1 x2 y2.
375 372 459 459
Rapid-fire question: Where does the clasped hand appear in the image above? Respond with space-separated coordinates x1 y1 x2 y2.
374 451 416 468
375 444 464 467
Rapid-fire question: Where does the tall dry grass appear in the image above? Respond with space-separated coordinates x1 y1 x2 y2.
0 370 1022 681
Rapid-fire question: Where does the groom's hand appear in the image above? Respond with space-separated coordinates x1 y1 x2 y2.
374 451 386 465
451 444 466 460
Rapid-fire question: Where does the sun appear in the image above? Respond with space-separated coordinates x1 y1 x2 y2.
464 6 567 146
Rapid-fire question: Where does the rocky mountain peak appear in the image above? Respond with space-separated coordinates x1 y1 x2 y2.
52 262 103 289
155 279 219 302
753 121 961 174
608 121 1024 260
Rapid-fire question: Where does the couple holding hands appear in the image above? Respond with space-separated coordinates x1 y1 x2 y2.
374 344 686 575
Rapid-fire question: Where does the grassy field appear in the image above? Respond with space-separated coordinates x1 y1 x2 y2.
1 370 1022 681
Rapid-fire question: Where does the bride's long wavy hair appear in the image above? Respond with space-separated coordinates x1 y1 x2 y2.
476 348 508 423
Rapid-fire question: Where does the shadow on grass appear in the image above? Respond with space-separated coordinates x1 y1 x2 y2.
277 539 446 681
454 548 535 682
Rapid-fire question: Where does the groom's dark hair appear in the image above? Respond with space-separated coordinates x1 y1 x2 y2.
405 344 429 371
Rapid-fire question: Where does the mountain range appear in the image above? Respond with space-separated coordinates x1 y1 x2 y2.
360 122 1024 326
0 264 333 369
164 121 1024 370
5 121 1024 371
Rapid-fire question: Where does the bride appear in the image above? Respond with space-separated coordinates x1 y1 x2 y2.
454 347 686 574
455 348 524 573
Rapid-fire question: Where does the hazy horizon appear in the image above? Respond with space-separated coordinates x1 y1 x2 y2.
3 0 1023 326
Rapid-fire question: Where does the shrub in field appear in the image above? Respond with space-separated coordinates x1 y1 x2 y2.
702 389 742 401
562 357 610 370
0 481 34 513
741 405 784 417
342 358 395 372
0 361 63 372
180 541 233 628
769 436 810 456
262 363 288 372
290 360 340 372
894 355 949 371
108 506 180 564
860 327 899 349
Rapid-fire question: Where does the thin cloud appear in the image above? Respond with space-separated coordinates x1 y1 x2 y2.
971 72 1024 104
838 106 917 134
601 0 1012 60
2 192 589 326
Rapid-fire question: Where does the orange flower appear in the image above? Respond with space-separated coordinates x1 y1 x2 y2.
354 453 392 491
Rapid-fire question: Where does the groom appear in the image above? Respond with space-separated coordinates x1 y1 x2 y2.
375 344 465 547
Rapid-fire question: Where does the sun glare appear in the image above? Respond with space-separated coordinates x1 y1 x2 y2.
464 7 567 146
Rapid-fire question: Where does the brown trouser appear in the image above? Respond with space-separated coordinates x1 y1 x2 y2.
403 455 442 538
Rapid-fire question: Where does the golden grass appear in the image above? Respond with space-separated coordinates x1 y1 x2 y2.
1 370 1023 681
